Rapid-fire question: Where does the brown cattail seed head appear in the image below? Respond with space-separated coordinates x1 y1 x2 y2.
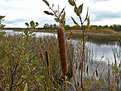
57 27 68 76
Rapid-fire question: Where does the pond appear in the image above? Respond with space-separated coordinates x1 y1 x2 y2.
3 30 121 65
73 40 120 64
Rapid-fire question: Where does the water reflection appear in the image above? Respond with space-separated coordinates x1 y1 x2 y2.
71 39 121 64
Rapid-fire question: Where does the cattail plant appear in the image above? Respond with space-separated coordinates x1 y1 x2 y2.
57 27 68 91
45 50 50 77
57 27 68 76
42 1 68 90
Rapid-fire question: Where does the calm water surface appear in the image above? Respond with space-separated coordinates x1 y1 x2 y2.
67 39 121 64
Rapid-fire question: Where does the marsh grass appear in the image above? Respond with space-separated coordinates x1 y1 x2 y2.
67 32 121 45
0 34 64 90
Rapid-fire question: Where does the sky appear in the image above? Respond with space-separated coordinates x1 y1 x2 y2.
0 0 121 28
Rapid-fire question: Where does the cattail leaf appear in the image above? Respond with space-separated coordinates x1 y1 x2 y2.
68 0 75 6
71 17 80 27
42 0 49 6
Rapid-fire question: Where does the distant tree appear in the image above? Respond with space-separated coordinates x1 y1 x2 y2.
71 25 81 30
43 23 58 30
43 23 49 30
110 24 121 31
53 24 58 30
65 25 71 30
103 25 108 28
49 24 53 30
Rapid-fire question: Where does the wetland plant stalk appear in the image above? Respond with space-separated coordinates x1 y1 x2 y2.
57 27 68 76
79 15 86 91
57 27 68 91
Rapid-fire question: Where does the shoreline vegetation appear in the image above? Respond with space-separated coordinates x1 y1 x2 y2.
3 28 121 45
0 29 121 90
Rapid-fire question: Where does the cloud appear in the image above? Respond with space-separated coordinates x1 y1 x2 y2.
3 19 28 28
93 0 110 2
91 11 121 22
4 19 27 24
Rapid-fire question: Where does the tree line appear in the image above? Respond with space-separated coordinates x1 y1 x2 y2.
42 23 121 31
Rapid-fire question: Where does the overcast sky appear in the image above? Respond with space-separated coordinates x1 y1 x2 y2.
0 0 121 27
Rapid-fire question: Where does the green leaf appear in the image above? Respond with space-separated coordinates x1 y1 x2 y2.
74 6 78 15
68 0 75 6
77 4 83 15
0 15 5 20
25 22 29 27
35 22 39 27
74 4 83 16
71 17 80 27
24 83 28 91
30 21 35 28
42 0 49 6
44 11 54 16
0 24 5 30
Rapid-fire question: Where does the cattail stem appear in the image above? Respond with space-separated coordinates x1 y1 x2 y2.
45 50 50 90
45 50 50 77
57 27 68 76
65 75 68 91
